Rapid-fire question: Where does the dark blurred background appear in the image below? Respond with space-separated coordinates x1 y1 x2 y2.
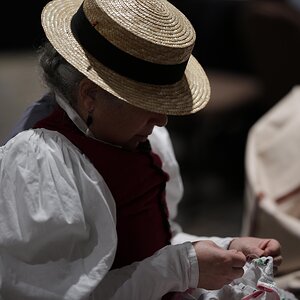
168 0 300 237
1 0 300 238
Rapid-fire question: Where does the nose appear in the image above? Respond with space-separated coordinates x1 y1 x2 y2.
151 112 168 127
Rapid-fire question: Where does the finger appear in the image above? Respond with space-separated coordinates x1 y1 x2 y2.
273 255 283 267
258 239 271 250
247 248 264 258
231 266 245 279
229 250 247 268
261 239 281 257
223 267 245 285
246 253 260 262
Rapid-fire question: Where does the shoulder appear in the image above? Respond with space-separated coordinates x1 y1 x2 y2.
2 129 83 172
1 128 114 202
3 128 86 164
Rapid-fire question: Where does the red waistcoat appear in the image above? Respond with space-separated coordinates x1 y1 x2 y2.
34 106 172 269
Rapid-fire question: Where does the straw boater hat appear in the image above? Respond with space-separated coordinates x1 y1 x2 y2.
41 0 210 115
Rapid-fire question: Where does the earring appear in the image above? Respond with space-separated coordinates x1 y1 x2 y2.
86 111 93 127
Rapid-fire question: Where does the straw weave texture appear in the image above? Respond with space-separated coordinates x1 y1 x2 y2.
42 0 211 115
84 0 195 64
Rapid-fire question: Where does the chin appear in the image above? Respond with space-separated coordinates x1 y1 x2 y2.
126 143 139 151
122 140 140 151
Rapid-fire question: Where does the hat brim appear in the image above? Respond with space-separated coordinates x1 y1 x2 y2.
41 0 211 115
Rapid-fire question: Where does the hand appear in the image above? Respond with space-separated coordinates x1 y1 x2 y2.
228 237 282 267
192 240 246 290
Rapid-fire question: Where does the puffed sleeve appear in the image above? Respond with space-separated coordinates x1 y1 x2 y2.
0 129 200 300
148 126 184 236
0 129 117 299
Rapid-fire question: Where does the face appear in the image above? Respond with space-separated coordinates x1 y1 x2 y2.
77 80 168 150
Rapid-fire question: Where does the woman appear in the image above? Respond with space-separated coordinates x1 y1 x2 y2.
0 0 282 299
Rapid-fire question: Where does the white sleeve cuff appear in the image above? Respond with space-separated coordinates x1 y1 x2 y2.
171 232 234 250
94 242 199 299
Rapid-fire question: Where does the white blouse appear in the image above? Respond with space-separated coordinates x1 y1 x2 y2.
0 127 232 299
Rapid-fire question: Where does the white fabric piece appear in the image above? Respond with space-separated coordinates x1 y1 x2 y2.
193 257 298 300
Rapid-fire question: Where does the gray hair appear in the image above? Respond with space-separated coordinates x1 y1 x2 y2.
38 41 85 106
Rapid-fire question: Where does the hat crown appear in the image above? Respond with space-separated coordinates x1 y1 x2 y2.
84 0 196 64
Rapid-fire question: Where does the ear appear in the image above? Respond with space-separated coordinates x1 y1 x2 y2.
77 78 98 112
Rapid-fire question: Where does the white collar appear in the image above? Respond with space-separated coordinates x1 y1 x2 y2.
55 93 122 148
